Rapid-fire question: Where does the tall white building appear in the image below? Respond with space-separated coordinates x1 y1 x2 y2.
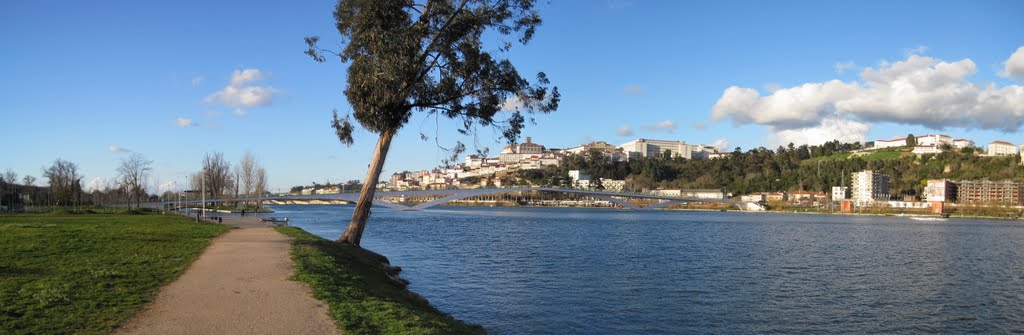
831 186 850 201
619 138 692 159
851 170 890 206
987 141 1017 156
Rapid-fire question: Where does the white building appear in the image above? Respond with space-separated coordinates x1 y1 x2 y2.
872 138 907 150
498 137 546 163
568 170 591 183
987 141 1017 156
915 134 953 147
912 145 943 155
831 186 850 201
953 139 974 149
741 193 766 203
682 189 727 200
851 170 890 206
689 144 718 159
619 138 692 159
924 179 956 202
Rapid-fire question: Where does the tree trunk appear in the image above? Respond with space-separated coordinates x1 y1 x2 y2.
339 129 396 245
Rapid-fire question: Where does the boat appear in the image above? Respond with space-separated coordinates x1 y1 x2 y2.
910 217 947 222
260 217 289 225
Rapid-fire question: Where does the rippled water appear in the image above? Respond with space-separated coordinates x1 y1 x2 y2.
269 205 1024 334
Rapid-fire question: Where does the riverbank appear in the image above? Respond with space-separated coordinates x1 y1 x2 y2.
275 226 485 335
0 213 228 335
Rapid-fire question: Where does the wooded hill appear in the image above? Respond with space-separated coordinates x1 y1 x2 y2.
510 141 1023 198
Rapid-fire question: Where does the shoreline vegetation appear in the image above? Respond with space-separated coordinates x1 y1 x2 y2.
276 226 485 335
0 213 229 335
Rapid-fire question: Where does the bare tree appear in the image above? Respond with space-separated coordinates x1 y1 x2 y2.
22 175 36 186
117 153 153 208
236 151 257 197
189 172 203 192
254 166 267 208
3 169 17 186
43 159 83 206
201 152 233 198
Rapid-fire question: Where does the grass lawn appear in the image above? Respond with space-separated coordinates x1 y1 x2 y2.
0 214 229 335
276 226 484 335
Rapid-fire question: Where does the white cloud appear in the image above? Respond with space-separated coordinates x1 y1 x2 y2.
711 139 730 151
905 45 928 56
616 124 634 136
772 118 870 146
834 61 855 74
85 177 107 192
623 85 645 95
205 68 278 114
158 181 177 193
108 145 131 153
643 120 677 133
499 96 524 111
175 117 197 127
711 80 860 129
710 50 1024 145
1000 46 1024 79
191 75 204 86
233 108 247 117
229 69 264 86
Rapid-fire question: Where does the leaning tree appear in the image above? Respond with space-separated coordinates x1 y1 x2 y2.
306 0 559 245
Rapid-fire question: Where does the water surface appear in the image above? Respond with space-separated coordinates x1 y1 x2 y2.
271 205 1024 334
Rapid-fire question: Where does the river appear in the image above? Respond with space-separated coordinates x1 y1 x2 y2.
268 205 1024 334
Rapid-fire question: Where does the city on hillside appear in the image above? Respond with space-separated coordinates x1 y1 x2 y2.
284 133 1024 215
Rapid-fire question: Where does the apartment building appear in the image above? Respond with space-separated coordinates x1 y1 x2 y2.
956 180 1024 205
851 170 890 205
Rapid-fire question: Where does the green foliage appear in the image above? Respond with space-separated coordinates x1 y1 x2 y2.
0 214 228 335
276 226 484 335
307 0 559 145
509 141 1021 197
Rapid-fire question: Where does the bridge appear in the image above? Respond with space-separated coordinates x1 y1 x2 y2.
158 187 757 211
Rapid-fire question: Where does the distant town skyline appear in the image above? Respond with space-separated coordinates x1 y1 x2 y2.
2 0 1023 191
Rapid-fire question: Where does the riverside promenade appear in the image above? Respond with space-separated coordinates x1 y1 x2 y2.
115 216 339 335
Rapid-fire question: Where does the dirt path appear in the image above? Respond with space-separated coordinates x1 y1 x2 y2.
115 218 339 335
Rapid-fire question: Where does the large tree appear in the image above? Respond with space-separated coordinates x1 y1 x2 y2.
235 151 257 197
306 0 559 245
43 159 82 206
201 152 233 198
117 153 153 208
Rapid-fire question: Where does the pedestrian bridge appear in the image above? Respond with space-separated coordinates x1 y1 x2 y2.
163 187 756 211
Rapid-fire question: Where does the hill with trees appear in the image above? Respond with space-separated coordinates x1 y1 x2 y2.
509 141 1021 198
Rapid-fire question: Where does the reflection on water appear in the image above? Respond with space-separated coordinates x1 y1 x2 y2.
272 205 1024 334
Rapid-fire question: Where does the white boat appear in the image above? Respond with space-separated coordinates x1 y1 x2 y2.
910 217 947 222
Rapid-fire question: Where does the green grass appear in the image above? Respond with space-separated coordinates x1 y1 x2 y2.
275 226 485 335
0 214 229 335
859 150 906 161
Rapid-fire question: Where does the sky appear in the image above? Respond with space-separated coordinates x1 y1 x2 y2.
2 0 1023 193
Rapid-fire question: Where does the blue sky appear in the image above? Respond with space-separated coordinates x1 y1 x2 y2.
2 0 1023 192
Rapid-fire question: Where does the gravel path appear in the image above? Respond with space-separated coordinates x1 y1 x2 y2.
115 217 339 335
